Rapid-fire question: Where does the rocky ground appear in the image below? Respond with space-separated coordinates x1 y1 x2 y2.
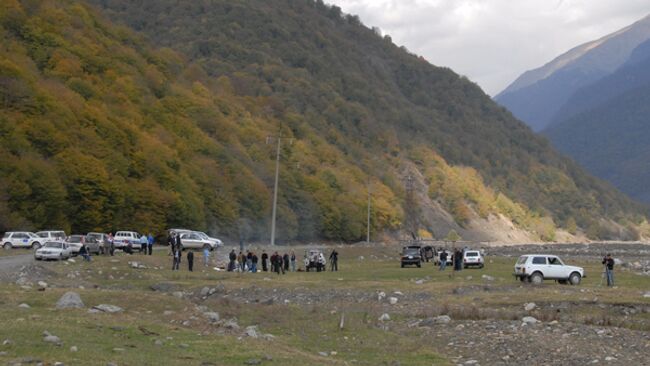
0 243 648 365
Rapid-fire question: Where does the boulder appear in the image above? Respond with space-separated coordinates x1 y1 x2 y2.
522 316 538 325
388 297 398 305
18 303 30 309
203 312 220 322
56 292 84 309
524 302 536 311
378 313 391 321
93 304 123 313
244 325 259 338
199 287 210 297
44 335 62 345
481 275 495 281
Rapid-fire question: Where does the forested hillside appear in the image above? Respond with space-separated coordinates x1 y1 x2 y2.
0 0 646 241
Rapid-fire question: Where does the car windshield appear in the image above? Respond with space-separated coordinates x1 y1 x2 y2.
28 233 39 238
404 249 419 255
196 232 209 240
516 256 528 265
465 252 478 257
44 242 63 248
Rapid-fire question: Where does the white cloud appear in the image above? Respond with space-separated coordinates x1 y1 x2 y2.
328 0 650 95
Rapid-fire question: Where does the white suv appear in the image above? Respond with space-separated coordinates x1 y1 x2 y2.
36 231 67 241
113 231 140 249
463 250 484 268
2 232 43 249
514 254 584 285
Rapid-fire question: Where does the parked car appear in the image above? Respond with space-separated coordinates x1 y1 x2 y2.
113 231 140 250
401 246 422 268
463 250 484 268
513 254 585 285
36 230 67 242
421 246 435 262
304 249 326 272
86 232 112 254
2 232 43 249
433 249 453 266
34 241 72 261
65 235 101 255
178 232 215 251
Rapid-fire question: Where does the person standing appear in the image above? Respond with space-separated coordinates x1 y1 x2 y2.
602 253 615 286
246 251 253 272
237 251 244 272
261 251 269 272
290 251 296 272
454 249 463 271
187 250 194 272
147 233 154 255
251 252 258 273
439 250 448 271
203 246 210 267
167 232 175 256
172 244 181 271
283 253 290 272
329 249 338 272
139 234 147 254
106 232 115 256
228 249 236 272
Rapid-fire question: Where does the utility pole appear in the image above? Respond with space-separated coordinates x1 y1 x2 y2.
266 135 292 246
367 183 371 244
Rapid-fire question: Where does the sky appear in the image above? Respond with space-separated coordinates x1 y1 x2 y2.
328 0 650 96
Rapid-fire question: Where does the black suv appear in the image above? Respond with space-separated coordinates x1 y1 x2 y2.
401 246 422 268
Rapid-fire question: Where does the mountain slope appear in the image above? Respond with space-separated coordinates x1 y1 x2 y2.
545 41 650 203
496 14 650 131
0 0 646 242
85 0 650 237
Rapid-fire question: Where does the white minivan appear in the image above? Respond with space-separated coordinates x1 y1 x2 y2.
113 231 140 250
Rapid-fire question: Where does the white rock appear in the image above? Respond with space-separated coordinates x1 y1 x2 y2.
378 313 391 321
70 346 78 352
44 335 61 345
244 325 259 338
522 316 538 325
524 302 536 311
38 281 48 288
18 303 30 309
154 340 163 346
163 310 175 316
643 292 650 298
204 312 220 322
434 315 452 324
200 287 210 297
93 304 123 313
172 291 184 298
393 291 404 296
377 291 386 302
415 279 424 285
68 258 76 263
388 297 398 305
56 292 85 309
481 275 495 281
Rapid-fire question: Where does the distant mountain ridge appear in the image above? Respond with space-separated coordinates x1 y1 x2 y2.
545 38 650 203
496 14 650 131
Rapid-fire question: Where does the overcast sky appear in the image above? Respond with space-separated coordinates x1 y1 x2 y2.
328 0 650 96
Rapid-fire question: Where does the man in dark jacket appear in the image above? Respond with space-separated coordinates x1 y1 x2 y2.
283 253 290 272
228 249 236 272
329 249 338 271
261 251 269 272
439 250 448 271
602 253 615 286
187 251 194 272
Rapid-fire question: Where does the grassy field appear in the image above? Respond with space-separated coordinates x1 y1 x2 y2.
0 245 648 365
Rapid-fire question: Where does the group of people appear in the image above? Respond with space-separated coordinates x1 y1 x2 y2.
437 248 465 271
228 250 299 274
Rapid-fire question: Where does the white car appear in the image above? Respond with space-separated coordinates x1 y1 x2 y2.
36 231 67 241
178 232 215 251
35 241 72 260
463 250 484 268
514 254 584 285
113 231 140 249
195 231 222 249
2 232 43 249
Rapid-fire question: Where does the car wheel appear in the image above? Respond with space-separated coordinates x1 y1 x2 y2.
479 264 484 269
417 263 421 268
3 242 11 250
32 242 41 249
519 276 526 282
401 263 404 268
569 272 581 285
530 272 544 285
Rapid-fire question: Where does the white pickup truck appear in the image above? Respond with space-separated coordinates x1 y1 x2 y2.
514 254 584 285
